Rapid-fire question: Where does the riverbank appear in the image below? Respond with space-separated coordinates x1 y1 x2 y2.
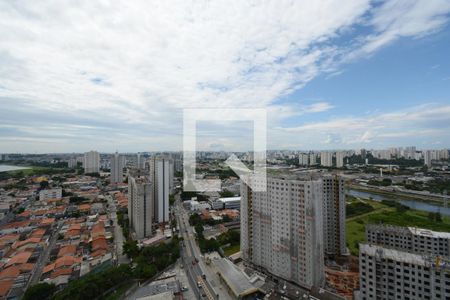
348 184 445 205
346 197 450 256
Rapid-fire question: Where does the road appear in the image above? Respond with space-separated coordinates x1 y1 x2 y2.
27 220 63 286
107 194 129 265
176 198 215 300
175 195 232 300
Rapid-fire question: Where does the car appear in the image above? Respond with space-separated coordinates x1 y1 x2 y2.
202 273 206 279
197 281 202 288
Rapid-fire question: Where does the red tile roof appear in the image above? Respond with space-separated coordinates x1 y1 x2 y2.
5 251 32 267
0 266 20 280
91 237 108 252
54 256 82 269
57 245 77 257
50 267 73 279
0 280 14 297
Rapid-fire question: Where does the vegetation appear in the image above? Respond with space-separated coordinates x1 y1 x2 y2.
191 212 240 253
223 244 240 256
0 166 72 181
53 265 132 300
368 178 392 187
126 236 181 279
346 201 374 218
399 179 450 195
117 211 129 239
380 199 409 213
219 189 235 197
85 172 100 177
169 194 175 206
23 282 56 300
69 196 89 204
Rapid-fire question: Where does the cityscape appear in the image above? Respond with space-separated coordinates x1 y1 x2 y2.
1 1 450 300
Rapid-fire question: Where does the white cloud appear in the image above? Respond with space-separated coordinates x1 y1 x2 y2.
0 0 449 151
276 104 450 149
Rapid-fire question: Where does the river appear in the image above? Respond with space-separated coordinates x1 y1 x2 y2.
347 189 450 217
0 165 30 172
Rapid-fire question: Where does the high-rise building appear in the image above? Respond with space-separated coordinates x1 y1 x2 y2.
320 151 333 167
84 151 100 173
149 157 171 223
359 243 450 300
298 153 309 166
137 152 146 169
322 174 346 256
110 152 124 184
67 158 77 168
423 150 433 167
366 224 450 256
309 153 317 165
128 170 153 239
335 151 345 168
241 175 325 290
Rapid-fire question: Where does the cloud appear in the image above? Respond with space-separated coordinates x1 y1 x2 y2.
276 103 450 149
0 0 449 152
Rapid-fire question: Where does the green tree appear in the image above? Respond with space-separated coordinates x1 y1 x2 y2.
23 282 56 300
123 240 139 258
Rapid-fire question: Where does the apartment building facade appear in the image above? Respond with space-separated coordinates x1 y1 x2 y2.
241 175 325 290
366 224 450 257
84 150 100 174
128 170 153 239
359 243 450 300
322 174 347 256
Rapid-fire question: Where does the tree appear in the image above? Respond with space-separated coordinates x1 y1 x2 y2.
220 189 235 197
123 240 139 258
23 282 56 300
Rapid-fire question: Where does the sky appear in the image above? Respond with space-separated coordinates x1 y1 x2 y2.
1 0 450 153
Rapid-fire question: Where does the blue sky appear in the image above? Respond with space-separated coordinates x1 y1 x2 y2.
1 0 450 152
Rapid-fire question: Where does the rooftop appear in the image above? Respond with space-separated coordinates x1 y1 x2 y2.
213 258 261 298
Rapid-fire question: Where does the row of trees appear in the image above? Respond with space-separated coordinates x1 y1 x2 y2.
123 236 181 279
23 265 133 300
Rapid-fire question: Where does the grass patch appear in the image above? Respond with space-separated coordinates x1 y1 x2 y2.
223 244 240 256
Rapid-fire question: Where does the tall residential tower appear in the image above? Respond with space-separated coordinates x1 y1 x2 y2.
241 175 325 290
84 150 100 174
128 170 153 239
110 152 123 184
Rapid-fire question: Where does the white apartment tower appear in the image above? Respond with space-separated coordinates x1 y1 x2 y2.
128 170 153 239
110 152 124 184
241 175 325 290
299 153 309 166
423 150 433 167
149 157 171 223
335 151 345 168
136 152 146 169
320 151 333 167
322 174 346 256
84 150 100 173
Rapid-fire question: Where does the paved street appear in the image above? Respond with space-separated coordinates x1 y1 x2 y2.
28 220 63 286
176 196 232 300
107 194 129 264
